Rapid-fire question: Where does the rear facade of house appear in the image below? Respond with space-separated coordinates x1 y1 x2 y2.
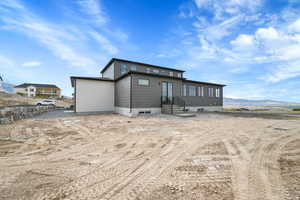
71 58 225 116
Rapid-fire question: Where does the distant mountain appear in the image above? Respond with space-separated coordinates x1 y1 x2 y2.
224 97 300 108
0 82 15 93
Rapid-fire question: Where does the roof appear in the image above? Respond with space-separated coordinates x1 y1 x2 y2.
115 71 185 81
70 76 114 87
14 83 60 89
116 72 225 86
183 79 226 87
100 58 185 74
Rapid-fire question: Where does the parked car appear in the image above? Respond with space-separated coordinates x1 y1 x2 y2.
36 99 56 106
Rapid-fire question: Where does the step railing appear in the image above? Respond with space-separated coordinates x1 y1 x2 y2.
161 96 186 114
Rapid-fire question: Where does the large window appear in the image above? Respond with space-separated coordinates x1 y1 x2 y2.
152 69 159 73
208 88 214 97
189 86 196 96
146 68 151 73
177 73 182 78
120 64 127 74
169 71 173 76
130 65 137 71
216 88 220 97
138 79 149 86
198 86 204 96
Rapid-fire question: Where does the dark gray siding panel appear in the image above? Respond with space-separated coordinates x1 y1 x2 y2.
131 74 182 108
115 76 131 107
114 61 182 80
181 82 223 106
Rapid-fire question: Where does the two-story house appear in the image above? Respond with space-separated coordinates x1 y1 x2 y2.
71 58 225 116
14 83 61 98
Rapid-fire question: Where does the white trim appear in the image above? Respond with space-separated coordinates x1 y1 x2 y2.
115 107 161 117
185 106 223 112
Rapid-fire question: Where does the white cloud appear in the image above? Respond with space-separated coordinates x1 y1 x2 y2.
0 0 122 74
255 27 279 40
22 61 41 67
231 34 254 46
0 55 14 67
262 61 300 83
288 18 300 33
89 31 118 54
77 0 107 26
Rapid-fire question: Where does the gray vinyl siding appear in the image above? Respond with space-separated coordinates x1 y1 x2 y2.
181 82 223 106
114 60 182 80
115 75 131 107
131 74 182 108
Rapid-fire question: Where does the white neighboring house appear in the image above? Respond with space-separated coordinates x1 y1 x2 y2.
14 83 61 98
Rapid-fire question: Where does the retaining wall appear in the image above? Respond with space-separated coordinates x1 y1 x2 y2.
0 105 56 124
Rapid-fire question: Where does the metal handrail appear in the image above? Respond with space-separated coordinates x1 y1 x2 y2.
161 96 186 112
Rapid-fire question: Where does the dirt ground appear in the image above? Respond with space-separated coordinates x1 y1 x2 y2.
0 113 299 200
0 92 72 107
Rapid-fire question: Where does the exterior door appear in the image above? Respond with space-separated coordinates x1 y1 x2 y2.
162 82 173 103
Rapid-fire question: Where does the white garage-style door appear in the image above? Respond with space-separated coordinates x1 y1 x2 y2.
75 79 114 112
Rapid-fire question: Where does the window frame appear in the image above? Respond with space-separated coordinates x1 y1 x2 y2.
120 64 127 74
152 69 159 73
138 79 150 87
189 85 196 96
130 65 137 71
216 88 220 98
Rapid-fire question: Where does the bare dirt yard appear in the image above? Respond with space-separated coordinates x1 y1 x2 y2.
0 113 299 200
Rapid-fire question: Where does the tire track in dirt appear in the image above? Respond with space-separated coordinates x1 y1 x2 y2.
107 129 219 200
248 133 300 200
223 138 250 200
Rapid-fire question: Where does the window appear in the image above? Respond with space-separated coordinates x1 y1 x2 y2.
208 88 214 97
183 85 187 96
146 68 151 73
120 64 127 74
169 71 173 76
30 88 34 92
152 69 159 73
138 79 149 86
198 86 204 96
216 88 220 97
178 73 182 78
189 86 196 96
130 65 137 71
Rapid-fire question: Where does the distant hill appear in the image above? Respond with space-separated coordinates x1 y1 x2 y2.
0 82 15 93
224 97 300 108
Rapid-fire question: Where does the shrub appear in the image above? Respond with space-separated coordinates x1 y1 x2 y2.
293 108 300 111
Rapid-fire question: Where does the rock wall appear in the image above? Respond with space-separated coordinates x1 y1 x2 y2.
0 105 55 124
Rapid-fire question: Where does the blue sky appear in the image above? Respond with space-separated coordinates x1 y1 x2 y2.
0 0 300 101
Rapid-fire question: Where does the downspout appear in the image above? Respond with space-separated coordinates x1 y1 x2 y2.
74 79 77 113
130 74 132 113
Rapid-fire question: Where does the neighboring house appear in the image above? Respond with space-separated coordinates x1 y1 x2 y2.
71 58 225 116
14 83 61 98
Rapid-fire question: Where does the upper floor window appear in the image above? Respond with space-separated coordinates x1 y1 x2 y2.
146 68 151 73
130 65 137 71
138 79 149 86
153 69 159 73
216 88 220 98
198 86 204 97
189 86 196 96
169 71 173 76
208 88 214 97
183 85 187 96
177 73 182 78
120 64 127 74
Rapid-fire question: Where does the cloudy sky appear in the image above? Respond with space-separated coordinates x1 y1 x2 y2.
0 0 300 101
